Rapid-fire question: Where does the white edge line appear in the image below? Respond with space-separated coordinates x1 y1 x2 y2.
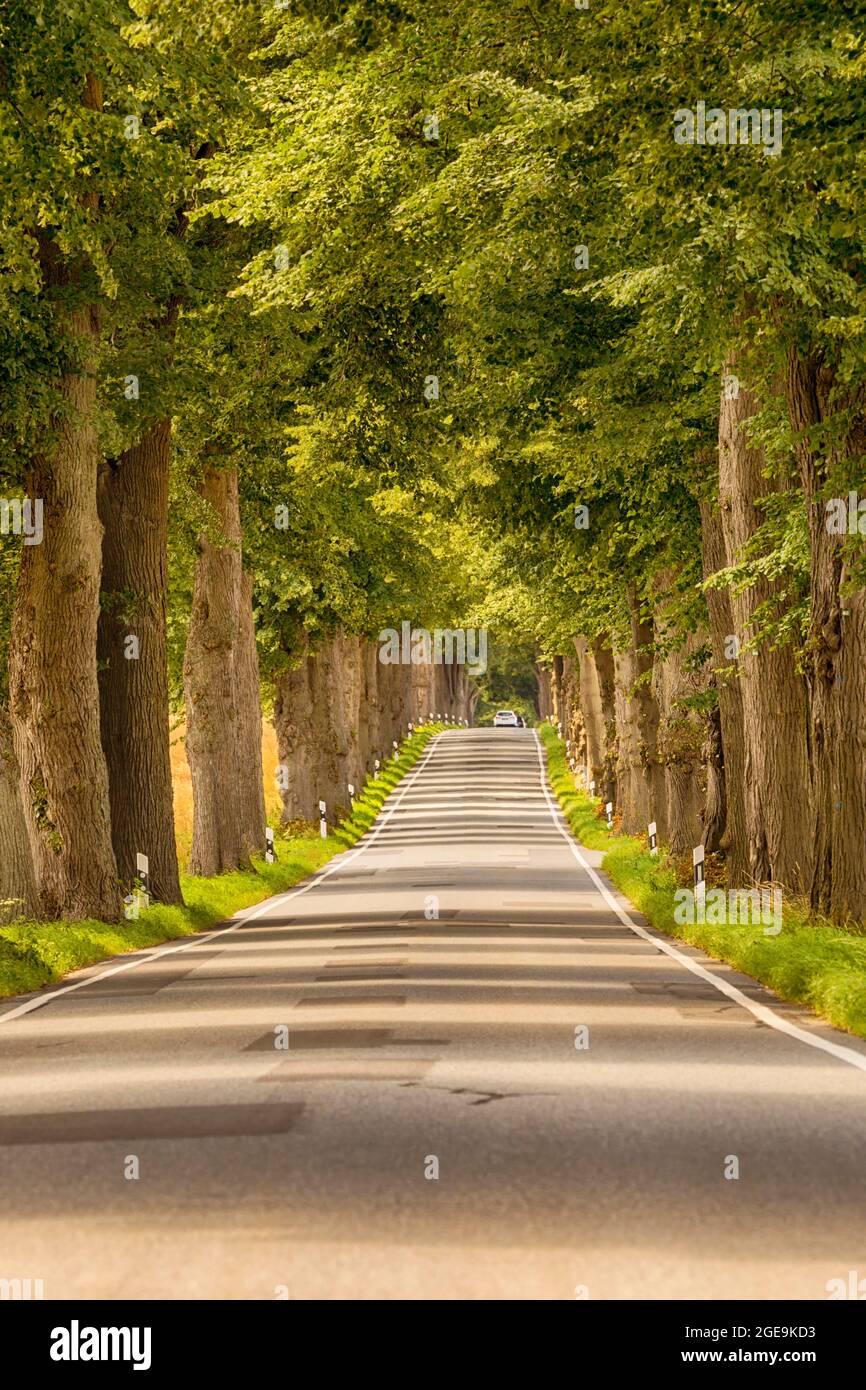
533 730 866 1076
0 731 446 1026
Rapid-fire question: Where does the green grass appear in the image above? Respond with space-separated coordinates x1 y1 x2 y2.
331 725 440 847
0 723 445 1001
539 721 866 1041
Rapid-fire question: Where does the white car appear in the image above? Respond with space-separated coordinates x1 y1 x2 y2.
493 710 520 727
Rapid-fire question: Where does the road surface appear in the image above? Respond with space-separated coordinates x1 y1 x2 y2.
2 728 866 1300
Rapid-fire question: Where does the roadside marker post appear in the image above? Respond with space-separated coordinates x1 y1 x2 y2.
348 783 355 807
319 800 327 839
693 844 706 905
648 821 658 856
136 852 150 909
265 827 275 864
605 801 613 830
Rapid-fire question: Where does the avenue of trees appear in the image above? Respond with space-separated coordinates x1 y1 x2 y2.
1 2 864 926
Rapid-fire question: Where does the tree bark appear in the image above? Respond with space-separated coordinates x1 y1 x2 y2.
786 349 866 920
590 637 618 806
184 465 263 874
0 708 39 924
830 584 866 922
718 361 813 892
699 498 749 878
235 570 267 859
359 640 380 773
651 576 706 857
575 636 604 783
10 196 122 920
97 420 182 903
613 642 649 833
613 592 665 837
273 650 317 824
534 662 553 721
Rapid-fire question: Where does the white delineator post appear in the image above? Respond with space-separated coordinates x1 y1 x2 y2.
605 801 613 830
648 821 658 856
265 827 275 864
319 800 327 839
136 852 150 909
693 844 706 915
348 783 355 808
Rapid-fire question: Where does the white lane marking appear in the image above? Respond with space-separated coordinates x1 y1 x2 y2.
0 733 447 1025
532 731 866 1075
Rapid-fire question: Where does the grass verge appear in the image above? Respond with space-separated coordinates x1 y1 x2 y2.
0 723 445 1001
539 721 866 1041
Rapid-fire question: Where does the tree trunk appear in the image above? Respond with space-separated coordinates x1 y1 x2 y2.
97 420 182 903
359 640 380 773
184 465 261 875
273 635 349 824
411 651 436 727
786 349 866 920
534 662 553 720
718 361 813 892
575 637 603 784
613 642 649 833
235 570 267 859
590 638 618 806
699 497 749 878
702 700 727 857
273 651 317 824
0 708 39 924
613 592 665 838
553 654 581 755
9 75 120 922
651 577 706 857
830 584 866 921
10 323 121 919
327 632 362 817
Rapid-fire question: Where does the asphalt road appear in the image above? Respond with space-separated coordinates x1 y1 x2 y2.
2 727 866 1300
